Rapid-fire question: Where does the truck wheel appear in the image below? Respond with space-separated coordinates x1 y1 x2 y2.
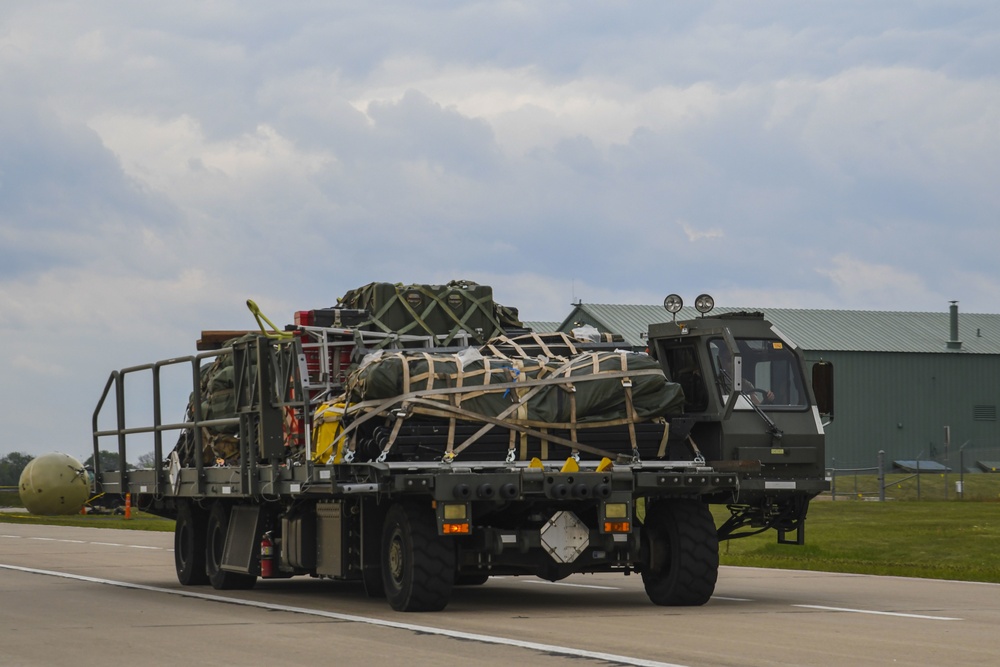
205 502 257 590
381 502 455 611
174 501 208 585
361 499 386 598
641 499 718 606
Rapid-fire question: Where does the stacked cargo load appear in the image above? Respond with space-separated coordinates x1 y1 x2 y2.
170 283 690 468
311 337 687 465
337 279 524 347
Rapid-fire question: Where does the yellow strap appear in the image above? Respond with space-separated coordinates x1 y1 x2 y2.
246 299 293 339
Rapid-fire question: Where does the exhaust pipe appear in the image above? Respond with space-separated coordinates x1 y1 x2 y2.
947 301 962 350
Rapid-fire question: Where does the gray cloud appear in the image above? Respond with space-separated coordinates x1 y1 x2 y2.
1 1 998 457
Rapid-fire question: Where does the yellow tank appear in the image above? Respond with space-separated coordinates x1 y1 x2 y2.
19 453 91 515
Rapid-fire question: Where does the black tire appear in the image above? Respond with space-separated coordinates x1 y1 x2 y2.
381 502 455 611
361 499 386 598
641 499 718 606
205 502 257 590
174 502 208 586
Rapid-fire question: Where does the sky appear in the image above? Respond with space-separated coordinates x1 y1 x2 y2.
1 1 998 461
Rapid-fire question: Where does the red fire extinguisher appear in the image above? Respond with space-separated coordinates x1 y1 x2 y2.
260 532 274 578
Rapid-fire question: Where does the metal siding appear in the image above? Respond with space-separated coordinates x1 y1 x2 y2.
563 304 1000 354
810 351 1000 469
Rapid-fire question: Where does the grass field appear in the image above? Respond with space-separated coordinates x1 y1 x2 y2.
3 485 999 583
714 499 1000 583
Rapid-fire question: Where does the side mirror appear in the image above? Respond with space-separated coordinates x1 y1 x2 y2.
811 361 834 419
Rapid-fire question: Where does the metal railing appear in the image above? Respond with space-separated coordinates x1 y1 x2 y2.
91 348 235 497
826 446 1000 501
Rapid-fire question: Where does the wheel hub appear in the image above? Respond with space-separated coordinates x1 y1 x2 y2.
388 534 404 583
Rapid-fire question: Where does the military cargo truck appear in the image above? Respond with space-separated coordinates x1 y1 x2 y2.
91 284 831 611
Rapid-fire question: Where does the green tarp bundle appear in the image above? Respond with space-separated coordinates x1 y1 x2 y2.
346 348 684 429
338 280 523 346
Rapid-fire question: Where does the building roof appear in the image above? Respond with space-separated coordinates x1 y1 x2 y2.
558 303 1000 355
522 320 562 333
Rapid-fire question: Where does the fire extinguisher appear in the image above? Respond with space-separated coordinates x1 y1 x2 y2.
260 532 274 578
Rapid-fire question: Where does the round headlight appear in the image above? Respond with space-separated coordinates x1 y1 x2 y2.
694 293 715 314
663 294 683 314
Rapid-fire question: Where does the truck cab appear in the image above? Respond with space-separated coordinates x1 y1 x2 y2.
647 300 831 544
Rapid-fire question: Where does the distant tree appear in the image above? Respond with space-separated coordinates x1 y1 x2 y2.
83 450 132 473
136 451 157 469
0 452 35 486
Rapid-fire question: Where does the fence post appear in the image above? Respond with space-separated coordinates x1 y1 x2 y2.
878 450 885 502
830 457 836 501
959 447 965 500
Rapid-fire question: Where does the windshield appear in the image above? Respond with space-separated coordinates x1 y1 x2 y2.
708 337 808 409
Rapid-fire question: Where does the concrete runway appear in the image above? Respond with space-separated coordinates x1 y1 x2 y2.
1 522 998 667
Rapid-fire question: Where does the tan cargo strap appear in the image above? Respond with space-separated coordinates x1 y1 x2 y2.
443 355 465 461
336 366 664 462
482 331 578 360
618 352 640 459
656 419 671 459
687 434 705 464
402 396 624 461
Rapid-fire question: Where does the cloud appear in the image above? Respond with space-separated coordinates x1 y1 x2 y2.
816 254 929 308
2 1 999 457
679 221 725 242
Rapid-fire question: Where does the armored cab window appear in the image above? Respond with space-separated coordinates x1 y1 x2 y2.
708 338 807 410
660 345 708 412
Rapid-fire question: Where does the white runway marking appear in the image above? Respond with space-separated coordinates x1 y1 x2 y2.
794 604 962 621
0 563 691 667
0 535 171 551
518 578 621 590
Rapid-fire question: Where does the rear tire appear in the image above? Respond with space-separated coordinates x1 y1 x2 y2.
205 502 257 590
641 499 718 606
361 499 386 598
174 502 208 586
381 502 454 611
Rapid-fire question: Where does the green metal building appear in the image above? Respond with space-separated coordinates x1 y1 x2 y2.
553 302 1000 472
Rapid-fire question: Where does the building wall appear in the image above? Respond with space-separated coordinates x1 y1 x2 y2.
805 351 1000 470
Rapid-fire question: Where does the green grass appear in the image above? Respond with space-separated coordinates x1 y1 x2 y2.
715 500 1000 583
0 509 173 531
1 487 172 531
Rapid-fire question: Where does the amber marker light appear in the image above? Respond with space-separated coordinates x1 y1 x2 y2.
603 521 631 533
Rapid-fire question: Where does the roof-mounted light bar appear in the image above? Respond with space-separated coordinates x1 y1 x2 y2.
662 293 715 321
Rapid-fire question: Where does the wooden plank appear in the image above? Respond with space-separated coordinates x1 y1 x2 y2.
197 330 255 351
